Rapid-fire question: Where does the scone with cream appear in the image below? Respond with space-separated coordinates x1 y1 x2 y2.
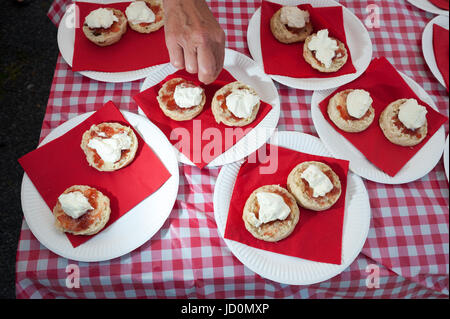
379 98 428 147
242 185 300 242
303 29 348 73
82 8 127 46
287 161 341 211
156 78 206 121
81 122 139 172
211 81 261 127
53 185 111 235
125 0 164 33
328 89 375 133
270 6 313 44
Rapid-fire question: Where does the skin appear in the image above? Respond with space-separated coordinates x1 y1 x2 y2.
163 0 226 84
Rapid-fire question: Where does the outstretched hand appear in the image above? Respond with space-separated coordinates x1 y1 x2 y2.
163 0 226 84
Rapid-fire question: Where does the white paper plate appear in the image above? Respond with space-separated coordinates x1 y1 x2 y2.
422 15 449 89
311 71 446 184
137 48 281 167
213 131 371 285
21 111 179 262
444 135 449 181
57 0 163 83
246 0 373 91
408 0 449 16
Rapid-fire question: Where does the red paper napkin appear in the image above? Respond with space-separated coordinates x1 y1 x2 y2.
72 2 169 72
432 24 449 91
18 101 172 247
260 0 356 78
133 69 274 169
318 57 448 177
224 144 349 265
429 0 449 10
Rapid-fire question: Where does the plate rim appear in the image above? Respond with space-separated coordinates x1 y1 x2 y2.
310 70 446 184
246 0 373 90
407 0 450 16
136 47 281 168
20 110 180 262
422 15 449 88
213 130 371 285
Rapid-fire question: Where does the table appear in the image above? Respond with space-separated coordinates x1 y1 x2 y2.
16 0 449 298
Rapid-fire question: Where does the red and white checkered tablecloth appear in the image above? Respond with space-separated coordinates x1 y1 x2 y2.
16 0 449 298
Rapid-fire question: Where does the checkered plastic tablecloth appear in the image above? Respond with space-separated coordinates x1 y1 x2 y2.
16 0 449 298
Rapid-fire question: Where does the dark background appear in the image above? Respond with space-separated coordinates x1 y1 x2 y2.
0 0 57 298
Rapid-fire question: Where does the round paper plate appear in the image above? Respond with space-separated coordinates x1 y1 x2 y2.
311 71 446 184
21 111 179 262
57 0 163 83
138 48 281 168
213 131 371 285
246 0 373 90
422 15 449 89
407 0 449 16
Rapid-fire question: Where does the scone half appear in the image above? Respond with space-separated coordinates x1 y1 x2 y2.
126 0 165 33
81 122 139 172
156 78 206 121
303 33 348 73
270 7 313 44
82 8 127 47
379 99 428 147
242 185 300 242
287 161 342 211
211 81 261 127
327 89 375 133
53 185 111 236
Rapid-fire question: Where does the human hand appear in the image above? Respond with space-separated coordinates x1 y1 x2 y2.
163 0 226 84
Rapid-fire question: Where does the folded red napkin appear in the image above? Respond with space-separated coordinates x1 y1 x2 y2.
133 69 273 169
224 144 349 265
260 0 356 78
72 1 169 72
429 0 449 10
18 101 172 247
318 57 448 177
432 24 449 91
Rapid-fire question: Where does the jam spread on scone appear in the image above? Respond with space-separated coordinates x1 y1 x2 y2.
140 2 163 26
216 86 260 121
392 98 427 138
159 78 203 112
56 187 99 232
87 125 132 168
336 90 372 121
300 165 337 200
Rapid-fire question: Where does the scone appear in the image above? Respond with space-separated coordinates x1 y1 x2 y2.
82 8 127 47
242 185 300 242
156 78 206 121
81 122 139 172
287 161 342 211
270 6 313 44
125 0 164 33
53 185 111 236
211 81 261 127
327 89 375 133
303 29 348 73
379 98 428 147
